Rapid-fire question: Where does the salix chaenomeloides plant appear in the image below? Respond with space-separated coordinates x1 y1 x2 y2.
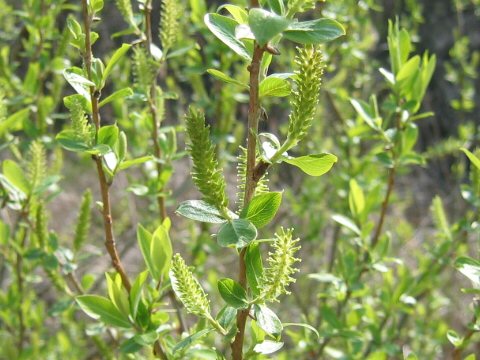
55 0 183 358
172 1 344 358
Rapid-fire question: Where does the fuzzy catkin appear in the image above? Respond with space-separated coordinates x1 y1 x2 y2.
74 189 92 252
286 46 325 147
236 146 269 210
27 140 47 193
261 228 301 302
160 0 180 52
170 254 210 317
67 97 94 146
185 107 228 210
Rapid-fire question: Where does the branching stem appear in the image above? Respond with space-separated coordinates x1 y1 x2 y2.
144 0 167 220
231 40 264 360
81 0 131 292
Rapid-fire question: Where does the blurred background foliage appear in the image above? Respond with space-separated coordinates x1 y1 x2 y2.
0 0 479 359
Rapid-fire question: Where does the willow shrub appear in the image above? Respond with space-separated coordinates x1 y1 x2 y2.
0 0 479 360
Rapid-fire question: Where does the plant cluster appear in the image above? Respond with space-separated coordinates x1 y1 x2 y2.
0 0 479 359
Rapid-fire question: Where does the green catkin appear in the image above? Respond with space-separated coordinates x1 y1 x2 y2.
261 228 301 302
115 0 135 28
286 46 325 147
73 189 92 253
236 146 269 210
67 97 94 146
132 47 158 93
287 0 317 17
185 107 228 210
27 140 46 193
35 203 48 248
170 253 210 317
159 0 180 53
0 90 6 121
430 196 451 240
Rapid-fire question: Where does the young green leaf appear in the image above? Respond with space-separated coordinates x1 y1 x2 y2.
240 192 282 228
98 87 133 107
106 273 130 316
217 219 257 248
129 270 149 320
98 125 119 149
102 44 131 85
455 256 480 288
76 295 131 328
218 4 248 24
282 322 320 338
283 153 337 176
253 340 284 355
204 14 251 60
149 222 172 281
217 278 248 309
254 304 283 335
248 8 290 46
259 76 291 98
0 108 29 136
172 329 213 354
176 200 228 224
245 243 264 297
461 148 480 170
207 69 249 89
3 159 29 195
137 224 156 278
349 179 365 220
284 18 345 44
331 214 361 235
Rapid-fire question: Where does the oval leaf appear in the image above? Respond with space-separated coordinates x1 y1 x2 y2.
253 340 284 354
218 278 248 309
259 76 291 98
254 304 283 335
283 153 337 176
241 192 282 228
245 243 264 297
204 14 251 60
176 200 227 224
76 295 131 328
284 18 345 44
217 219 257 248
248 8 290 46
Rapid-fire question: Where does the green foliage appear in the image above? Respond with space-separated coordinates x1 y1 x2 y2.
1 0 479 359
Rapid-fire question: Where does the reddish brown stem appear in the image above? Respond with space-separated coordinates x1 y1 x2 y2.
231 43 264 360
370 166 396 249
144 0 167 220
81 0 131 292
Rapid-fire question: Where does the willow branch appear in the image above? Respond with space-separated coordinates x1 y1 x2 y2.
81 0 131 292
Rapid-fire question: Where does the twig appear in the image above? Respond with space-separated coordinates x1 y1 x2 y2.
15 226 28 355
81 0 131 292
144 0 167 220
231 39 265 360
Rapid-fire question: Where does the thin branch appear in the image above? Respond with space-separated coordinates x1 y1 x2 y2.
81 0 131 292
144 0 167 220
231 42 264 360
